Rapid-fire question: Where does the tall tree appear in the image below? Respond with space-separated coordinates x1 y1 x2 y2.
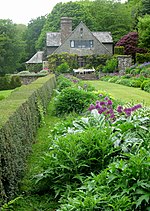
138 14 150 50
89 0 132 43
24 16 46 59
0 19 26 75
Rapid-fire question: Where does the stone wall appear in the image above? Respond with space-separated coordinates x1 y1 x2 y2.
117 55 132 72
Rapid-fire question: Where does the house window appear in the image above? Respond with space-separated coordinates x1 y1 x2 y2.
70 40 75 48
70 40 94 48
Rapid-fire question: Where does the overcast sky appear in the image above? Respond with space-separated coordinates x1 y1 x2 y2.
0 0 76 25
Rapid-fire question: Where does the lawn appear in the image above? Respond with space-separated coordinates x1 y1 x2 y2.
87 80 150 106
0 90 13 99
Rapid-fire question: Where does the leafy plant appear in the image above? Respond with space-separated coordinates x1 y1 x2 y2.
54 87 97 115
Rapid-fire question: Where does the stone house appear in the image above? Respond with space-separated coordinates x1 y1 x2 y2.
26 17 113 67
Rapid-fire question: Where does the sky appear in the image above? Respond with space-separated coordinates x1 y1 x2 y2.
0 0 76 25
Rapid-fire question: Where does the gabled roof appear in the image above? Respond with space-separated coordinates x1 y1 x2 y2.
46 24 113 47
92 32 113 43
46 32 61 46
26 51 44 64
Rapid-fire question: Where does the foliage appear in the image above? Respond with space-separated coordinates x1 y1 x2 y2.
116 32 146 60
114 46 124 55
138 14 150 50
34 127 114 196
26 63 42 73
56 75 74 91
54 87 97 116
89 0 132 43
0 75 22 90
136 53 150 63
24 16 46 59
59 149 150 211
48 53 78 72
56 62 70 74
102 57 118 73
0 19 26 75
0 74 56 204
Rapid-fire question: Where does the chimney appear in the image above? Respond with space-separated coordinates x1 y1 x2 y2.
61 17 72 44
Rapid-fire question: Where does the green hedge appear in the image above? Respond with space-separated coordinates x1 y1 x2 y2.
0 74 56 205
114 46 124 55
136 53 150 63
0 75 22 90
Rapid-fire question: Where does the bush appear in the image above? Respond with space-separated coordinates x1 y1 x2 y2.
26 64 42 73
57 75 73 91
102 58 118 73
141 79 150 90
114 46 124 55
144 80 150 93
34 127 114 195
136 53 150 63
54 87 97 115
56 62 70 74
140 68 150 77
59 149 150 211
0 75 21 90
130 79 142 88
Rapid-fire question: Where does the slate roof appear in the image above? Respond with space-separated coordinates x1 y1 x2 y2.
46 32 61 46
46 31 113 47
26 51 44 64
92 32 113 43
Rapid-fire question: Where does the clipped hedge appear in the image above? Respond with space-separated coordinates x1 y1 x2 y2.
0 74 56 205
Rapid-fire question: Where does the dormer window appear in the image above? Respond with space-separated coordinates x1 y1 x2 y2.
70 40 94 48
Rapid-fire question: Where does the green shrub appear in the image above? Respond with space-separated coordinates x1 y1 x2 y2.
108 76 120 83
114 46 124 55
59 149 150 211
116 78 132 87
130 79 142 88
136 53 150 63
56 75 73 91
0 75 21 90
56 62 70 74
102 58 118 73
26 64 42 73
144 80 150 93
140 68 150 77
141 79 150 90
34 127 114 195
54 87 96 115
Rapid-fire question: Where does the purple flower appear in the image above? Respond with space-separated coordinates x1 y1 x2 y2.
124 108 132 116
107 100 113 106
131 104 142 112
117 105 123 113
88 104 95 111
99 94 103 97
95 101 101 109
104 97 109 101
100 101 105 106
110 113 115 119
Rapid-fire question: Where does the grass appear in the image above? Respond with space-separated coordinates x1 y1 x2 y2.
0 90 13 99
87 80 150 106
